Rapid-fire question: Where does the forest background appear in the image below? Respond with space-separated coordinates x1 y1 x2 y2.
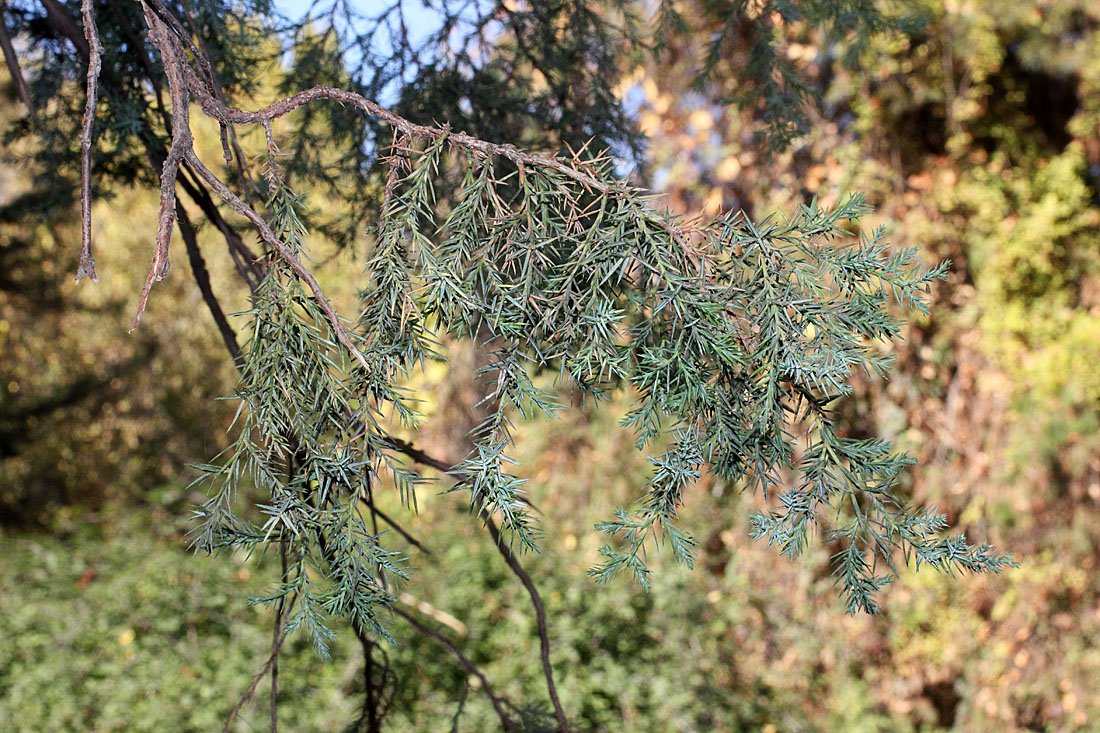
2 0 1100 731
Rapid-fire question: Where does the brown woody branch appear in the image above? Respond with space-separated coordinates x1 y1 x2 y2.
170 44 690 249
184 149 371 372
0 4 34 115
381 436 568 732
222 590 299 732
124 0 370 368
76 0 103 283
176 0 258 207
391 606 516 732
130 0 192 327
176 168 264 289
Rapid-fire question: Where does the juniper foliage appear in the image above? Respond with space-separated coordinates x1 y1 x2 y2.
191 126 1013 641
657 0 928 149
3 0 1017 724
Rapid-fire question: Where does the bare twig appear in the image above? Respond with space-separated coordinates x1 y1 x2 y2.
176 202 245 370
382 435 541 514
185 82 639 203
483 514 569 732
0 4 34 115
175 65 693 251
271 540 288 733
76 0 103 283
176 168 264 289
380 436 566 731
357 632 380 733
366 500 433 556
222 592 298 732
131 0 194 327
392 606 515 732
396 592 466 635
382 435 450 473
177 0 259 207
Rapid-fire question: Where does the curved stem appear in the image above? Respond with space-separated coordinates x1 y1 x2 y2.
392 607 515 732
384 436 569 732
482 515 569 732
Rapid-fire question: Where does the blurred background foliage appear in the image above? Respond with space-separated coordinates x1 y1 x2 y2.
2 0 1100 730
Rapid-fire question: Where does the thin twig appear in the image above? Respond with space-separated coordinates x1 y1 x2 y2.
382 436 449 473
381 436 566 731
392 607 515 732
482 514 569 732
191 84 609 192
176 202 245 370
176 167 265 289
382 435 541 513
271 540 288 733
177 0 259 207
174 58 692 250
0 4 34 115
131 0 194 327
222 593 298 732
367 500 433 556
76 0 103 283
357 632 380 733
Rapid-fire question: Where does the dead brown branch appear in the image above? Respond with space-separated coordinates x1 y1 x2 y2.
76 0 103 283
130 0 194 327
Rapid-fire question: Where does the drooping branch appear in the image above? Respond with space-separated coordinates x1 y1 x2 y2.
79 0 702 382
130 0 193 327
0 5 33 115
175 199 244 370
184 80 694 250
138 0 694 255
184 149 371 371
381 436 568 732
73 0 363 370
391 606 516 733
76 0 103 283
